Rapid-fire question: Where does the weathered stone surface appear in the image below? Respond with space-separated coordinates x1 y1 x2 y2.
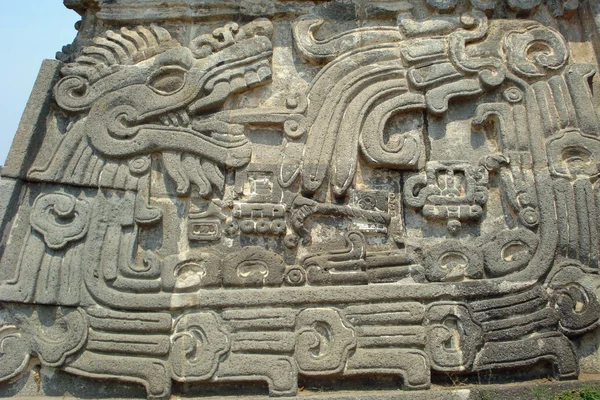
2 0 600 398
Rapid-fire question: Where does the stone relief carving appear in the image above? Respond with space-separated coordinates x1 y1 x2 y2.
2 0 600 397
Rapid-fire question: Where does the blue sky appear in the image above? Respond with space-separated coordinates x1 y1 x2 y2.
0 3 80 165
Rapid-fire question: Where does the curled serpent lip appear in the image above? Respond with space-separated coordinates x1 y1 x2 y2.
209 131 246 143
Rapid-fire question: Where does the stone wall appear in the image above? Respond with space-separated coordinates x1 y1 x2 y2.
2 0 600 398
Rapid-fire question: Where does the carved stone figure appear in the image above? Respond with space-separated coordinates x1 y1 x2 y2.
2 0 600 397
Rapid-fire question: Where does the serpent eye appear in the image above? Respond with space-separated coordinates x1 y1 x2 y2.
562 146 597 177
147 66 187 95
562 147 591 164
